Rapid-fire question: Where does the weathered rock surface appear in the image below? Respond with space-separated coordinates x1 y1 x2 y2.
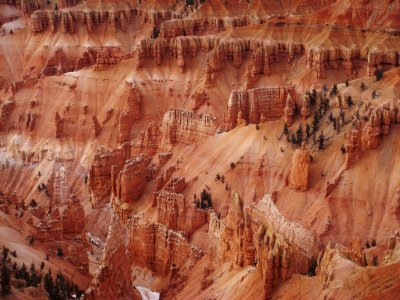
224 86 295 131
127 214 203 277
289 142 311 191
113 154 150 205
88 213 203 297
156 177 208 235
208 192 315 298
315 239 400 300
62 195 85 234
89 144 131 208
86 215 138 300
118 86 141 143
160 109 216 149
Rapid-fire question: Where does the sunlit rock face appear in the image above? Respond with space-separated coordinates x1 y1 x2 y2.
1 0 400 299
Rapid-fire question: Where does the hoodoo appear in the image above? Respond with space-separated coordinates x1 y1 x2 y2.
289 142 311 191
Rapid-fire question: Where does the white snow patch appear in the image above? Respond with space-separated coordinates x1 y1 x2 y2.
136 286 160 300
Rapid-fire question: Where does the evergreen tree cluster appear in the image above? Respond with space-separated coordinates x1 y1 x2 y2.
1 245 83 299
283 91 329 149
44 269 83 300
194 189 212 209
215 173 225 183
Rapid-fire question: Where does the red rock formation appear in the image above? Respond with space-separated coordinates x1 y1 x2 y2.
344 120 362 169
34 209 63 242
88 144 131 208
315 240 400 299
21 0 44 14
0 99 16 131
284 92 295 126
159 109 216 150
86 215 139 300
289 142 311 191
156 177 207 235
113 155 150 205
127 214 203 277
118 86 141 143
250 194 318 256
219 192 255 266
160 16 267 39
31 3 175 35
365 110 381 149
1 99 16 117
208 192 313 298
224 86 295 131
62 195 85 234
91 115 101 138
131 122 162 155
153 165 176 206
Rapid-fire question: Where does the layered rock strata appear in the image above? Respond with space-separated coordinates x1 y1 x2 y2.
208 193 315 298
113 154 150 205
88 144 131 208
345 105 399 168
127 214 203 277
31 5 173 34
159 109 216 149
137 25 400 80
86 215 138 300
87 214 203 298
156 177 208 235
224 86 295 131
289 142 311 192
160 16 267 39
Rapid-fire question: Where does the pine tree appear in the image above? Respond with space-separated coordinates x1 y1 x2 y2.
329 111 334 123
375 68 383 81
152 27 160 39
373 255 378 266
44 269 54 298
318 131 325 150
2 246 9 263
283 123 289 135
296 124 303 145
1 265 10 295
307 257 317 276
330 84 338 96
200 189 212 209
360 82 367 92
347 96 353 107
290 134 297 145
340 144 345 154
312 113 319 132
